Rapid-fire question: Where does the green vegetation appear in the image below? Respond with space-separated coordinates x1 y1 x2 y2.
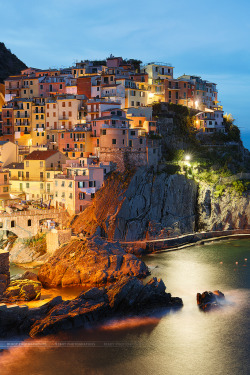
231 180 250 195
21 234 47 255
125 59 142 72
214 184 227 198
0 42 27 83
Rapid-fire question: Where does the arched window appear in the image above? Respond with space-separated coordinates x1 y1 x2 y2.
28 219 32 227
11 220 15 228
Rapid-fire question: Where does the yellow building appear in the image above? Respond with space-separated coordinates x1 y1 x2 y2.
7 150 67 201
31 102 46 146
20 77 39 98
13 98 32 146
0 168 11 209
0 83 5 110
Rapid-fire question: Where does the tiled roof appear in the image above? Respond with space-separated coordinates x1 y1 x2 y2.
5 162 24 169
24 150 59 160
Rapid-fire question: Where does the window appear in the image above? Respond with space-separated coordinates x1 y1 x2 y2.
79 192 85 200
129 140 132 147
140 138 143 144
40 85 43 89
55 181 58 187
78 181 85 188
26 172 29 178
61 181 65 187
11 220 15 228
62 192 65 198
62 102 65 107
68 102 71 107
59 84 63 89
136 102 140 106
112 139 116 144
47 172 50 178
69 182 72 188
61 133 64 139
47 183 50 193
69 193 73 199
91 193 95 199
3 187 8 192
102 129 106 135
28 219 32 227
89 181 96 187
130 130 135 136
40 172 43 180
26 183 29 188
40 183 43 190
30 89 33 94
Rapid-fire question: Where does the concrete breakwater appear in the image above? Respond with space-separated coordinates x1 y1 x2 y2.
146 229 250 252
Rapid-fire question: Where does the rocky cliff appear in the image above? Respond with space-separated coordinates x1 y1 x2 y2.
198 182 250 231
38 236 149 288
0 276 182 338
71 167 250 240
72 167 198 241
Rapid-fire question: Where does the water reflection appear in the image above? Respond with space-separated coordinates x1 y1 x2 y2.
1 239 250 375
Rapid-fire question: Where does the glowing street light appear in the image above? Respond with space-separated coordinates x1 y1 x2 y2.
184 154 191 161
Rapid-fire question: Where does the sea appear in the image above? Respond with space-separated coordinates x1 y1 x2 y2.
1 238 250 375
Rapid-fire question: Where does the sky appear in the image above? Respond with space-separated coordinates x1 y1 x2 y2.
1 0 250 147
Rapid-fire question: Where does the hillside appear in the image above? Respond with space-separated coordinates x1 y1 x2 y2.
0 42 27 83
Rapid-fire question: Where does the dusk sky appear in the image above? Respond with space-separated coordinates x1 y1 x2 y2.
1 0 250 147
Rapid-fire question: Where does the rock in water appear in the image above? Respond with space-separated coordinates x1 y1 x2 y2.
1 279 41 302
38 236 149 288
29 276 183 337
197 290 225 311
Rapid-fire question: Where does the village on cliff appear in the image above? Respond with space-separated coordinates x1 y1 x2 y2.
0 55 226 219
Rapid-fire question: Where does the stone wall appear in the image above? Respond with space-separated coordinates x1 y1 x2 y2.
100 145 161 172
0 250 10 294
46 229 72 254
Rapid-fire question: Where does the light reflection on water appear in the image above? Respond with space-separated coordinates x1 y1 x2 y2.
1 239 250 375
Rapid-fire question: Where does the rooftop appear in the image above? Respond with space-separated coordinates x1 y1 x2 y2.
24 150 59 160
5 162 24 170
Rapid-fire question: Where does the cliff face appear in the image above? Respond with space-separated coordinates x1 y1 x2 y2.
0 42 27 83
72 167 198 241
72 167 250 240
198 183 250 231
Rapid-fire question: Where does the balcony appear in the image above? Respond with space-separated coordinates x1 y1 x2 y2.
33 127 45 132
15 121 30 126
59 117 69 121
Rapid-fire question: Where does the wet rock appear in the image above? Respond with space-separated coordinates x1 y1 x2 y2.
29 276 183 337
38 236 149 288
1 279 42 302
20 271 38 281
197 290 225 311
